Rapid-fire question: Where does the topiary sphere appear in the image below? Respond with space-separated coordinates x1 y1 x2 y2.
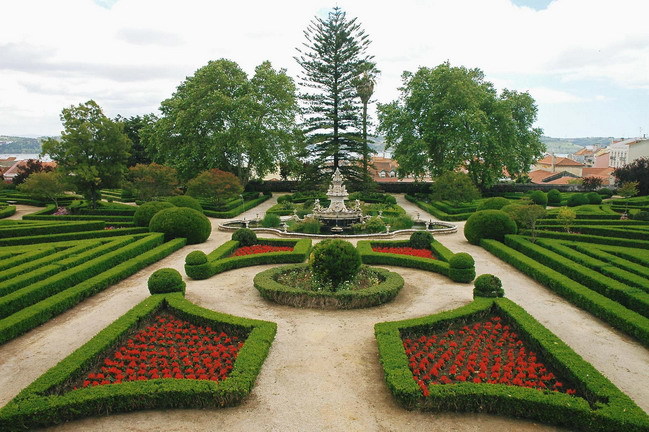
476 197 510 211
448 253 476 283
133 201 175 227
232 228 257 246
409 231 434 249
567 193 589 207
464 210 517 245
185 250 208 265
547 189 562 205
149 207 211 244
309 239 361 290
165 195 203 213
586 191 602 204
529 190 548 207
148 268 186 295
449 252 475 269
473 274 504 298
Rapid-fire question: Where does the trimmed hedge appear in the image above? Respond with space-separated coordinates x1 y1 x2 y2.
0 236 186 344
374 297 649 431
185 238 312 280
254 263 404 309
405 195 474 221
0 294 276 430
0 227 149 247
203 194 271 218
149 207 211 244
464 210 517 245
0 205 16 218
133 201 175 227
148 268 186 295
480 239 649 347
0 220 105 239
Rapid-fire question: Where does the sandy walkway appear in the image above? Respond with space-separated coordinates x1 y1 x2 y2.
0 195 646 432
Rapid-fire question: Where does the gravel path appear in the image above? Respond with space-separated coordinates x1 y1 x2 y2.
0 196 646 432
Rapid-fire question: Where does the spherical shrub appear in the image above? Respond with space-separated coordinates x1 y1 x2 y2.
586 191 602 204
410 231 434 249
449 253 476 283
261 213 281 228
529 190 548 207
149 207 211 244
473 274 504 298
232 228 257 246
567 193 589 207
133 201 175 227
185 250 208 265
476 197 511 211
148 268 186 295
464 210 517 245
165 195 203 213
309 239 361 290
449 252 475 269
547 189 562 205
633 211 649 221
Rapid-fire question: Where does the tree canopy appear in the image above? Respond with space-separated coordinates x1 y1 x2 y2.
295 7 374 188
377 62 544 190
42 100 130 207
614 157 648 196
142 59 300 185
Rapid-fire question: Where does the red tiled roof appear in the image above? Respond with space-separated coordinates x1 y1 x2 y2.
536 155 584 167
528 169 554 183
544 177 575 185
2 160 57 178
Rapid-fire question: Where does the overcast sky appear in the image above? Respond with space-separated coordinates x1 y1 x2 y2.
1 0 648 139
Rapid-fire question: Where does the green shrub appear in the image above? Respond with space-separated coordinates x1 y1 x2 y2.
147 268 186 295
409 231 434 249
149 207 211 244
232 228 257 246
547 189 562 205
359 216 386 234
293 217 322 234
567 193 589 207
261 213 281 228
633 211 649 221
464 210 517 245
185 250 208 265
133 201 175 227
387 214 414 230
586 192 603 204
276 195 291 204
309 239 361 290
473 274 504 298
529 190 548 207
598 188 614 198
476 197 510 211
449 252 476 283
165 195 203 212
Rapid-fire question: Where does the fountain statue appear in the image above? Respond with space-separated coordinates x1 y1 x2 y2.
311 168 364 230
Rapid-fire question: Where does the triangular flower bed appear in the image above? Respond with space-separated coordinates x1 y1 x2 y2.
0 293 277 430
375 297 649 431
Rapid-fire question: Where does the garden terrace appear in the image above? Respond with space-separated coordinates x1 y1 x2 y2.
375 297 649 432
199 192 271 218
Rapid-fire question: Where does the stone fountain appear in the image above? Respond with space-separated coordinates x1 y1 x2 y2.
311 168 364 232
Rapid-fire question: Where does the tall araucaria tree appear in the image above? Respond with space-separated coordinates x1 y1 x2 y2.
142 59 301 185
295 7 375 188
42 100 130 208
378 62 544 191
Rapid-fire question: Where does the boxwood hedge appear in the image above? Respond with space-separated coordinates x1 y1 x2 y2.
374 297 649 431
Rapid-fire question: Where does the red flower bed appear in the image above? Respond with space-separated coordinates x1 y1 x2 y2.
76 313 244 388
372 246 436 260
231 244 294 257
402 316 578 397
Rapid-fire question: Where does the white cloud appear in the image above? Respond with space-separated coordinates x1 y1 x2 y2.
0 0 647 136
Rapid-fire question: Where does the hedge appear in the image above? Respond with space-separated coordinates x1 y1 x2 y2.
0 236 186 345
203 194 271 218
0 227 149 247
254 263 404 309
0 206 16 218
0 294 276 430
480 239 649 347
405 195 473 221
528 230 649 249
185 238 312 280
0 220 105 238
533 225 649 241
571 244 649 279
374 297 649 431
504 235 649 317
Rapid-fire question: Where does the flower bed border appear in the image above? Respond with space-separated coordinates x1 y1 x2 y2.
253 263 404 309
357 239 475 283
185 238 312 280
374 297 649 432
0 293 277 430
0 205 16 219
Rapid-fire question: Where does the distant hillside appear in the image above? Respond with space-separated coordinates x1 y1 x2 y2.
540 136 618 155
0 136 42 153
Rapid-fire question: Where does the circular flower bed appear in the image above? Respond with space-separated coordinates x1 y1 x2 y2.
402 316 578 397
372 246 436 260
231 244 294 257
73 313 244 388
253 263 404 309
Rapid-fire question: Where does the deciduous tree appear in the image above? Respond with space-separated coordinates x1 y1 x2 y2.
17 171 67 207
186 168 243 206
42 100 130 207
126 163 179 201
614 157 648 196
11 159 54 185
429 171 481 205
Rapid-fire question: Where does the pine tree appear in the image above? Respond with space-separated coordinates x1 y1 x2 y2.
295 7 374 188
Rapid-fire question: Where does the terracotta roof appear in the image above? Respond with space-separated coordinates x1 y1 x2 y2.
2 160 57 178
528 169 554 183
536 155 585 167
582 167 613 176
573 148 596 156
544 177 575 185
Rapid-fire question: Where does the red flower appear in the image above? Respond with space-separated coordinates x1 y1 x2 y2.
372 246 436 259
231 244 293 257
